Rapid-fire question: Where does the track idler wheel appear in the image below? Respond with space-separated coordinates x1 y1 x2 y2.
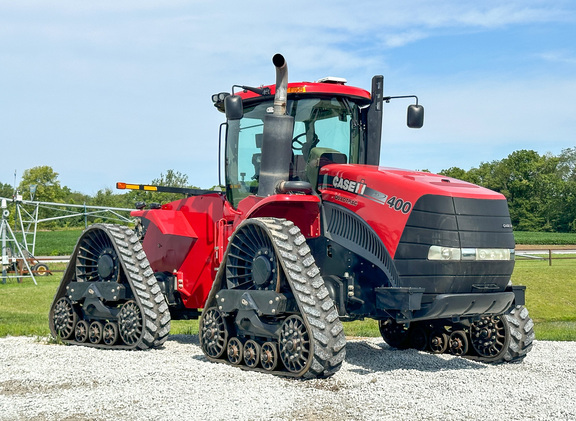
279 315 311 374
470 305 534 363
200 307 228 359
52 297 77 340
118 301 143 346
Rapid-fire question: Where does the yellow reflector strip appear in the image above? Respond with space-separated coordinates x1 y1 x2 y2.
287 86 306 93
116 182 158 191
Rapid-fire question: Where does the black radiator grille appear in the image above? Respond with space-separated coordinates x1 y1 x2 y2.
324 203 398 285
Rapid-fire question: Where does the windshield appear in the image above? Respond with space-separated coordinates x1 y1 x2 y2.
225 96 363 207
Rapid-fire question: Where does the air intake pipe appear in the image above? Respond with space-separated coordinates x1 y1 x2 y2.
257 54 295 197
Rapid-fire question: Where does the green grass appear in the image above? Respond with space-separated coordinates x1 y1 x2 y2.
0 274 61 337
513 257 576 340
514 230 576 245
1 258 575 340
33 229 84 256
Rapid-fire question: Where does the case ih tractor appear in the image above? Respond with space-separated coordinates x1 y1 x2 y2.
50 54 534 378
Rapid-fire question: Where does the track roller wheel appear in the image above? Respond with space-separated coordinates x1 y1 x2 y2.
227 337 243 365
261 342 279 371
75 320 89 343
243 340 261 368
52 297 77 340
379 319 410 349
429 331 448 354
448 331 468 356
118 301 143 346
103 322 119 346
200 307 228 359
279 315 311 374
89 321 103 344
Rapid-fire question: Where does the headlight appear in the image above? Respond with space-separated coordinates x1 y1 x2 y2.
428 246 514 261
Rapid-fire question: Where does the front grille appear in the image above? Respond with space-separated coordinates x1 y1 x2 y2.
395 194 515 293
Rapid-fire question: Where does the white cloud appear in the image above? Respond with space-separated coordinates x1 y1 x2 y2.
538 50 576 65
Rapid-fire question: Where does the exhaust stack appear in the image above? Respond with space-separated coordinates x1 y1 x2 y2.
272 53 288 116
257 54 295 197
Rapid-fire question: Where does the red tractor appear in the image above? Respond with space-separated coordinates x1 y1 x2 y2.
50 54 534 378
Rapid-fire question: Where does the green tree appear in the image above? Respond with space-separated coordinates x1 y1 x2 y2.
18 166 65 203
440 150 570 232
0 182 14 199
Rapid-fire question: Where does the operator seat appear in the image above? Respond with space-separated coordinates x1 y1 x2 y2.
306 147 347 190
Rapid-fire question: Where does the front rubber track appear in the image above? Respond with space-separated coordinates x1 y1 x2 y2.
202 218 347 379
49 223 171 350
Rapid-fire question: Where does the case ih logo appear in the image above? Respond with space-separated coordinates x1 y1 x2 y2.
332 176 367 195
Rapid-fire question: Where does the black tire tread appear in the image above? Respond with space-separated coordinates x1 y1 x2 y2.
260 218 346 378
502 305 535 363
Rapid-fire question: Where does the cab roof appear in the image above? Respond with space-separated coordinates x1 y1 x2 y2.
214 81 371 113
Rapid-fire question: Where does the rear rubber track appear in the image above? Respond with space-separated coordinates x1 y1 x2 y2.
49 223 171 350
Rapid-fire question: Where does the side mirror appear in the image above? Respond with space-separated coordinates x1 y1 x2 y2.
407 104 424 129
225 95 243 120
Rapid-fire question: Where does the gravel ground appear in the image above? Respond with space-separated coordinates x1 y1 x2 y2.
1 336 575 421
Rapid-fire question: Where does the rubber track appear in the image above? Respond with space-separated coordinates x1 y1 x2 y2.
203 217 347 378
49 224 171 350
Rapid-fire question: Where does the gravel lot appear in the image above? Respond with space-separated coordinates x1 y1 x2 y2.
1 336 575 421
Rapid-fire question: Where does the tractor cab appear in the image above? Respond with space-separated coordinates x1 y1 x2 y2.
223 92 369 207
215 72 423 209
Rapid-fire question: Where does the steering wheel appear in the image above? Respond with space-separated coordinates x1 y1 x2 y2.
291 133 307 151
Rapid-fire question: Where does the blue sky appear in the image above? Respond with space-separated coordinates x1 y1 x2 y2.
1 1 575 195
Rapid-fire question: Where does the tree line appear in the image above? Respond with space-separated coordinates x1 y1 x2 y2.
2 147 576 232
439 148 576 232
0 167 202 229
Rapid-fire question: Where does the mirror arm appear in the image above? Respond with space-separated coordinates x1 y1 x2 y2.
383 95 419 105
231 85 272 96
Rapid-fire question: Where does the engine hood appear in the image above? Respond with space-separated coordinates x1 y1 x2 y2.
318 164 508 257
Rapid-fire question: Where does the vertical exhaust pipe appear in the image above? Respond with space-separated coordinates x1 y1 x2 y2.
272 53 288 116
257 54 295 197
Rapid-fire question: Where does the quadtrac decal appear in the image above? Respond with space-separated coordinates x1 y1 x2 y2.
322 175 413 214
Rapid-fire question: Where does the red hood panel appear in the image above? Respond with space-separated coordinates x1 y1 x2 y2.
318 164 506 257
